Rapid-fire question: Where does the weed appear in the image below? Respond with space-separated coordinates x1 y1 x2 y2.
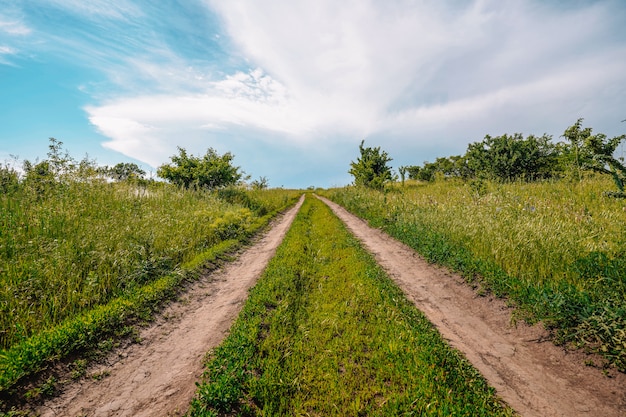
70 359 87 380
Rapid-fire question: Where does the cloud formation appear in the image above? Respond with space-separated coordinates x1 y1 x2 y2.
4 0 626 187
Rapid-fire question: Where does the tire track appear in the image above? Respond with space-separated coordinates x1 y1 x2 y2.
36 196 304 417
320 195 626 417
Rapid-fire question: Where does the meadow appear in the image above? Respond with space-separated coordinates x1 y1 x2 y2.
0 178 300 395
188 195 514 416
326 176 626 371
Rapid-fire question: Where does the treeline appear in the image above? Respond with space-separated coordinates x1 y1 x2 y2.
0 138 150 196
0 138 270 195
402 119 626 194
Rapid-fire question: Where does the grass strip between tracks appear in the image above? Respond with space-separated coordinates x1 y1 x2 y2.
188 194 514 416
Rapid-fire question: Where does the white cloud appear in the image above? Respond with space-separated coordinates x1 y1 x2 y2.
0 19 31 36
76 0 626 186
0 45 15 54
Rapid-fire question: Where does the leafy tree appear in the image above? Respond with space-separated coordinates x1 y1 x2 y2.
559 118 598 181
557 118 626 187
23 160 55 195
250 176 269 190
398 166 408 186
107 162 146 182
46 137 75 178
157 147 244 189
413 161 437 182
464 133 556 182
349 140 395 190
561 119 626 196
0 163 19 194
405 165 422 180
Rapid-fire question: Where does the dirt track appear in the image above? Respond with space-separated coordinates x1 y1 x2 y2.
36 194 626 416
320 196 626 417
36 196 304 417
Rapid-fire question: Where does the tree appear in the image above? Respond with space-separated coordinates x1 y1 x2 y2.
398 166 408 186
562 119 626 196
415 161 437 182
405 165 422 180
250 176 269 190
464 133 557 182
349 140 395 190
107 162 146 182
559 118 597 181
0 163 19 194
157 147 244 189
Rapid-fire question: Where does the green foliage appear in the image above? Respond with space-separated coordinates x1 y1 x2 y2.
22 160 55 195
326 178 626 370
398 165 408 185
250 176 269 190
0 164 19 194
559 118 598 181
465 133 557 182
105 162 146 182
189 196 513 416
21 139 106 196
560 118 626 196
406 120 626 188
157 147 244 189
348 140 395 190
407 156 466 182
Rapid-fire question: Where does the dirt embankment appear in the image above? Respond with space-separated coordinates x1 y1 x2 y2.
319 195 626 417
35 196 304 417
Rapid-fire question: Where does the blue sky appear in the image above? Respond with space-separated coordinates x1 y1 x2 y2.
1 0 625 188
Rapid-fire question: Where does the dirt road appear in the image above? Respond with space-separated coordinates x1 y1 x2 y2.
320 196 626 417
35 194 626 416
36 196 304 417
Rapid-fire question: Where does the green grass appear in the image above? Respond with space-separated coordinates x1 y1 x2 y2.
325 176 626 371
188 194 513 416
0 180 300 397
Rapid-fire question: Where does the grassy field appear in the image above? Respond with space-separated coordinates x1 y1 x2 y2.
188 194 514 416
0 180 300 395
325 176 626 371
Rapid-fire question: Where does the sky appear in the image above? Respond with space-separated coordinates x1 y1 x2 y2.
1 0 625 189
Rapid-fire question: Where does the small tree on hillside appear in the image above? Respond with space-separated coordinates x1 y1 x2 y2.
251 176 269 190
157 147 244 189
564 119 626 197
349 140 395 190
107 162 146 182
398 166 408 186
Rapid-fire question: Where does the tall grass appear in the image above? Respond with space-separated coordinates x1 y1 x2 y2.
0 179 299 387
188 195 513 416
326 176 626 371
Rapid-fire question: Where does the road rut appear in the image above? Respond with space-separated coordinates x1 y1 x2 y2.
36 196 304 417
320 195 626 417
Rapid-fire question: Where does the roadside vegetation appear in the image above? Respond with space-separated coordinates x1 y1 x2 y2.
188 195 514 416
0 139 300 404
331 119 626 371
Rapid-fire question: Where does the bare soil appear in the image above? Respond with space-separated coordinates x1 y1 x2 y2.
34 196 304 417
32 194 626 416
320 196 626 417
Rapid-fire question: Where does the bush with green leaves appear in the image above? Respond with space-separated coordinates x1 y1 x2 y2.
157 147 244 189
348 140 395 190
560 118 626 196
